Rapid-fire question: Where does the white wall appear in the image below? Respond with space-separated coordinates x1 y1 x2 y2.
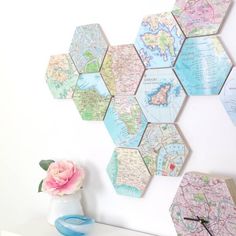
0 0 236 236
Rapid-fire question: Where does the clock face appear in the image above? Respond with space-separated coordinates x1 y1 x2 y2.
170 172 236 236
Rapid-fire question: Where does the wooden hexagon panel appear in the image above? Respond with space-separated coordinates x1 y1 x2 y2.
101 44 145 96
136 68 186 123
139 124 189 176
135 12 185 69
69 24 108 73
175 36 232 95
107 148 151 198
46 54 79 99
104 96 147 148
172 0 232 37
170 172 236 235
45 0 234 200
220 67 236 126
73 73 111 121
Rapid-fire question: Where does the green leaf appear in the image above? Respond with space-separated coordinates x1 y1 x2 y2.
39 159 55 171
38 180 43 192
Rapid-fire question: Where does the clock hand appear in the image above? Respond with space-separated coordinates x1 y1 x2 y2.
196 216 209 224
184 217 200 222
201 221 213 236
196 217 213 236
184 217 209 224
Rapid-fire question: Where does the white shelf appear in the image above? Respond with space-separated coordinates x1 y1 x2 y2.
1 218 154 236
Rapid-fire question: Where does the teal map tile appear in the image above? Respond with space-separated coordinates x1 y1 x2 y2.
220 67 236 126
73 73 111 121
136 68 186 123
175 36 232 95
107 147 151 198
134 12 185 68
104 96 147 148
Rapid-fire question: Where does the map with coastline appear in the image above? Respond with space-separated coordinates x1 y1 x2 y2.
69 24 108 73
139 123 189 176
107 148 151 198
104 96 147 148
136 68 186 123
135 12 185 68
73 73 111 120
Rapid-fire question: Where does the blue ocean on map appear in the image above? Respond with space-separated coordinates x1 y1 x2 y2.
104 104 147 148
136 69 186 123
76 73 110 96
135 19 184 68
175 37 232 95
220 69 236 125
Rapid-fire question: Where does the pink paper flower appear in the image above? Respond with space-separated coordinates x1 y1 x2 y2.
42 160 85 196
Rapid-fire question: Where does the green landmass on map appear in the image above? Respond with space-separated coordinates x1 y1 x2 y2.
73 89 110 120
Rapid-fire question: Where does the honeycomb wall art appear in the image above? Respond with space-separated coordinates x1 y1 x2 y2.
45 0 235 199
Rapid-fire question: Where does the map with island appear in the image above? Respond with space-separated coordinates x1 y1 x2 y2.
136 68 186 123
135 12 185 68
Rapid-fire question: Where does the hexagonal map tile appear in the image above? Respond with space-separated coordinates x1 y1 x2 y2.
139 123 189 176
100 44 145 96
73 73 111 121
172 0 232 37
107 147 151 198
136 68 186 123
220 67 236 126
104 96 147 148
170 172 236 235
134 12 185 68
175 36 232 96
69 24 109 73
46 54 79 99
